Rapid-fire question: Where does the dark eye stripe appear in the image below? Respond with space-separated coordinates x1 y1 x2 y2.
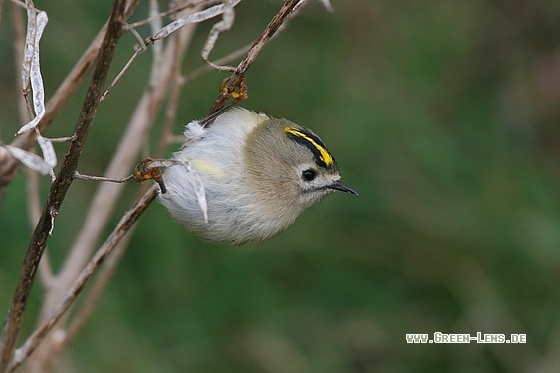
284 126 334 168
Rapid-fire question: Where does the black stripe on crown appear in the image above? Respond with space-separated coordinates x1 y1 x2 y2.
284 126 335 168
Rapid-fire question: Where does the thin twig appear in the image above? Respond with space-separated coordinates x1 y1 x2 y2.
64 232 134 344
42 2 204 354
58 7 200 295
72 45 191 344
0 0 128 370
205 0 304 118
48 136 75 143
183 41 251 84
101 0 221 103
2 1 311 370
124 0 217 30
11 0 186 366
64 38 187 341
200 0 237 72
0 1 139 199
73 171 134 184
0 21 106 192
127 20 146 45
100 47 143 103
8 186 159 373
183 8 300 87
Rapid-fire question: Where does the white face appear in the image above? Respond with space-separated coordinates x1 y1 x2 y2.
295 163 339 205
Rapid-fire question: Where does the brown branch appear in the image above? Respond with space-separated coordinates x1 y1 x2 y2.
52 5 201 346
7 186 158 373
62 32 193 345
205 0 303 118
63 230 134 344
0 1 140 201
61 28 192 340
0 0 128 370
0 1 309 370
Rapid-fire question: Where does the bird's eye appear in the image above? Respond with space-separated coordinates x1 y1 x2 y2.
302 169 317 182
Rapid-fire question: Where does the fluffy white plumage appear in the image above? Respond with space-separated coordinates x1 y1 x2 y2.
159 108 356 245
160 109 274 244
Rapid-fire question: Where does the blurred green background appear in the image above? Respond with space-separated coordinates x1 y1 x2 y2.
2 0 560 371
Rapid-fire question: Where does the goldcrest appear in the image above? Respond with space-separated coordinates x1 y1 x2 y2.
159 107 357 245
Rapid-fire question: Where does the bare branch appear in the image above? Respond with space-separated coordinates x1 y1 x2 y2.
7 186 159 373
14 9 204 366
0 0 128 369
100 47 143 103
206 0 304 118
200 0 237 71
73 171 134 184
62 27 197 333
148 0 163 59
58 7 201 297
61 28 197 339
124 0 218 30
7 0 26 10
64 232 134 344
0 1 139 197
183 41 250 84
1 1 316 371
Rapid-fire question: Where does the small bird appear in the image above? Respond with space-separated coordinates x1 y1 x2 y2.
159 108 357 245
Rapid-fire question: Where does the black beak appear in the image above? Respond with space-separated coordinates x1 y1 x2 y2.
328 180 358 195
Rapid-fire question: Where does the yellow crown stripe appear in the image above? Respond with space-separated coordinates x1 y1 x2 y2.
285 127 334 167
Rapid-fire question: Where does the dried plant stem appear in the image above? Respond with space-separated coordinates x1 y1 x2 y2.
61 35 187 338
73 171 134 184
58 9 199 304
0 1 139 200
21 5 203 370
0 0 128 370
0 25 104 192
206 0 304 117
183 41 251 84
62 35 191 342
1 0 315 371
100 47 142 103
62 41 190 340
64 228 134 344
8 186 159 373
53 1 306 349
124 0 217 30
